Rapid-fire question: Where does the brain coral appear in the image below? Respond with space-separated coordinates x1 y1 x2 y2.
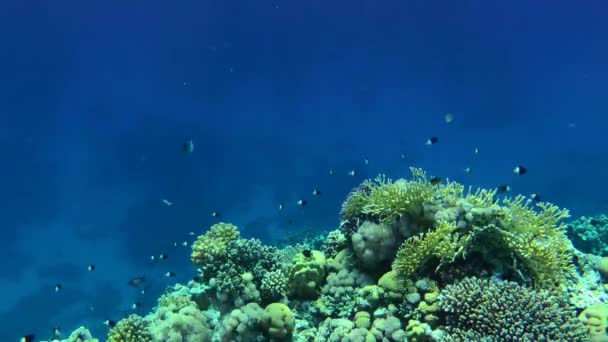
439 277 588 341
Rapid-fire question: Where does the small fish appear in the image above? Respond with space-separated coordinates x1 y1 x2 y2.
52 327 61 337
287 219 294 225
150 255 156 262
297 199 307 206
183 140 194 153
312 189 321 196
173 242 178 247
21 334 35 342
426 137 439 145
474 147 479 155
513 165 527 175
159 254 168 260
165 271 176 277
193 275 203 282
497 185 511 194
278 203 284 210
87 264 96 272
128 276 146 287
364 158 369 165
181 241 188 247
531 193 542 202
161 199 173 206
55 284 61 293
302 249 312 258
464 167 472 173
348 170 356 177
430 177 443 185
329 169 334 176
141 289 145 295
188 231 195 236
444 113 455 123
132 302 142 310
211 211 220 218
104 320 117 328
400 154 406 160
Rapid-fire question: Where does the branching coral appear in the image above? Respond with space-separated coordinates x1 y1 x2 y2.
439 277 588 341
108 315 153 342
498 196 576 288
392 221 471 277
191 222 240 267
340 168 436 227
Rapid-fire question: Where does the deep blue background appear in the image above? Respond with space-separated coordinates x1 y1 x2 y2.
1 0 607 340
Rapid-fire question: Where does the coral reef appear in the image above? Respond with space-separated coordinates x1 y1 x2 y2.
147 303 211 342
568 214 608 256
439 277 588 341
261 303 294 340
578 303 608 342
62 168 608 342
108 315 153 342
287 250 326 299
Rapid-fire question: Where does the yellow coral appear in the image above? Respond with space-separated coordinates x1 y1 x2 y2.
498 196 575 288
107 315 153 342
392 221 471 277
578 303 608 342
341 168 436 225
191 222 240 265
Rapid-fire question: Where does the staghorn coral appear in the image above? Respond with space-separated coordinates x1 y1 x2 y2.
108 314 153 342
498 196 577 288
340 169 436 233
439 277 588 341
392 220 471 278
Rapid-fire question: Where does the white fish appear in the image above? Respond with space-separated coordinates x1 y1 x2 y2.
162 199 173 206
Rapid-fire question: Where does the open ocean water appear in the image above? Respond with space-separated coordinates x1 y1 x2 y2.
1 0 607 341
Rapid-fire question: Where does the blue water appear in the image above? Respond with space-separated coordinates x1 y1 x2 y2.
1 0 607 340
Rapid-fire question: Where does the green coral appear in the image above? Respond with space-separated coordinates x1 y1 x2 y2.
287 250 326 299
342 169 578 288
498 196 576 288
107 314 153 342
341 168 436 225
191 222 240 266
392 220 471 277
261 303 294 340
